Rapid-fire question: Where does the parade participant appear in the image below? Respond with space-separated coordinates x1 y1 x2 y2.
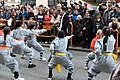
84 29 103 70
11 21 36 68
26 23 47 60
88 27 117 80
108 63 120 80
48 30 74 80
0 25 16 57
0 27 24 80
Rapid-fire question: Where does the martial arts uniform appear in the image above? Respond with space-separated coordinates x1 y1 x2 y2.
11 27 36 68
48 36 74 80
26 29 47 60
88 35 117 80
0 34 24 80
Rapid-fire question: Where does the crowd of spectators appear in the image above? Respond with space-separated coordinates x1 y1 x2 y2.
0 0 120 48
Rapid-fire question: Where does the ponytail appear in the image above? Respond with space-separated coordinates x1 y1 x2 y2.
3 27 11 46
103 28 111 51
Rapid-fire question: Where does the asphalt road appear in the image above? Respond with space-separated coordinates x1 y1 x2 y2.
0 47 117 80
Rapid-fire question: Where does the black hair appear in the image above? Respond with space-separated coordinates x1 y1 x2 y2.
27 24 34 30
103 27 111 51
21 6 27 11
84 3 87 6
102 26 107 35
111 22 118 30
62 6 66 11
114 3 119 8
14 21 22 29
103 28 111 44
3 27 11 45
0 25 6 30
58 30 65 38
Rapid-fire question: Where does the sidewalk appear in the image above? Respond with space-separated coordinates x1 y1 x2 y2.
41 43 92 52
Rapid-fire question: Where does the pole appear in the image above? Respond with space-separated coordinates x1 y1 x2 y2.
116 30 119 57
70 22 73 47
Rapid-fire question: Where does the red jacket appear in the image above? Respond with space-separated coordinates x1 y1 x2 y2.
90 36 100 53
44 15 52 21
0 30 3 36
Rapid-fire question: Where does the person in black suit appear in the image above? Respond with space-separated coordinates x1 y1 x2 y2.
80 11 94 49
60 6 70 36
59 6 71 51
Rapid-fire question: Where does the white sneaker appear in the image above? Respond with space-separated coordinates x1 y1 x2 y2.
84 65 88 70
40 57 47 61
48 78 52 80
14 77 25 80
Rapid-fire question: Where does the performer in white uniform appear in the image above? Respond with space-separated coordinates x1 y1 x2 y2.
0 27 24 80
88 27 117 80
26 24 47 60
48 30 74 80
11 21 36 68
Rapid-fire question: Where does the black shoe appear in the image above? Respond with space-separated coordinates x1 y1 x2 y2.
21 56 24 59
21 55 25 59
88 78 92 80
10 53 16 57
67 78 74 80
84 64 89 70
48 78 53 80
28 64 36 68
82 45 86 48
86 45 90 49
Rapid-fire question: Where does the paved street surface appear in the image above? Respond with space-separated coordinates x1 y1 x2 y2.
0 47 119 80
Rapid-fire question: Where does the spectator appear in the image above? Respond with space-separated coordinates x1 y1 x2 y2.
72 9 79 21
44 10 52 21
103 3 112 26
3 5 11 20
73 15 83 46
10 9 17 20
0 7 4 18
21 6 29 20
81 11 93 48
60 6 70 36
50 10 61 36
59 6 71 50
56 3 62 13
28 8 35 20
108 3 120 23
93 16 104 37
15 8 22 20
82 3 88 15
98 3 107 16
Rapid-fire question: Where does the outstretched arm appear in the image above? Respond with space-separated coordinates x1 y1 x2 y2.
66 34 74 39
